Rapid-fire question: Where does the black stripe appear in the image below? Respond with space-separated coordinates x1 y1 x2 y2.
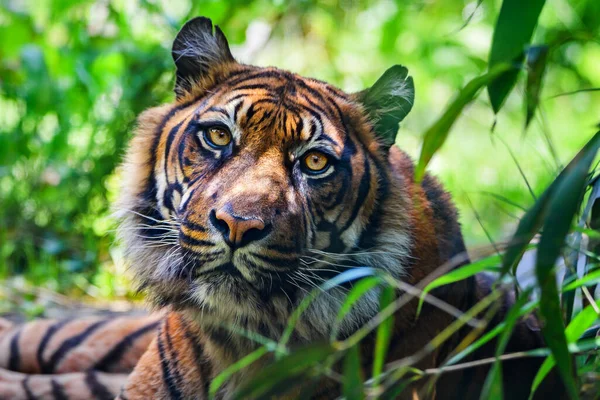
178 232 214 247
224 70 283 87
93 321 160 372
45 318 109 373
180 318 211 396
142 99 197 207
181 220 207 232
250 252 295 269
157 324 183 400
37 319 72 373
22 377 35 400
164 120 184 184
163 319 185 395
8 328 21 371
340 151 372 232
358 154 390 249
232 83 273 92
85 371 115 400
51 378 69 400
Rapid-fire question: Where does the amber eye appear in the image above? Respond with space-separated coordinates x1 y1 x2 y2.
302 151 330 174
205 126 232 148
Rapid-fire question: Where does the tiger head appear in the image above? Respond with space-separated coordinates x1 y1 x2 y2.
118 17 418 340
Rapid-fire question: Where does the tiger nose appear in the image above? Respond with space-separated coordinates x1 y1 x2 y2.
211 209 268 247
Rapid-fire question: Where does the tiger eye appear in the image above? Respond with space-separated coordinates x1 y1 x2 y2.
206 127 232 147
303 151 329 172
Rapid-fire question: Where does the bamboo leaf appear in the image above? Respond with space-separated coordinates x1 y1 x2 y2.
480 288 533 400
233 343 337 399
534 131 600 399
525 45 549 128
415 63 513 181
417 254 502 316
332 276 382 340
372 285 395 386
529 305 599 399
209 347 269 399
488 0 546 113
343 345 365 400
501 131 600 276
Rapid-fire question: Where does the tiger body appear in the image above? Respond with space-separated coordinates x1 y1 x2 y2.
0 17 567 400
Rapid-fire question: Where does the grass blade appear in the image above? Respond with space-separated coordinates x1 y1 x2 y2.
534 131 600 399
525 45 549 128
480 288 533 399
417 254 502 315
501 131 600 277
372 285 395 387
487 0 546 112
415 63 514 181
529 305 599 399
344 345 365 400
233 343 337 399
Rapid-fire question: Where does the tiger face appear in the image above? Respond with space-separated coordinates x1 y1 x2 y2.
118 17 415 339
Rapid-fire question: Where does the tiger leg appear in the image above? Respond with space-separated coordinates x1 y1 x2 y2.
0 367 127 400
0 314 161 374
119 312 212 400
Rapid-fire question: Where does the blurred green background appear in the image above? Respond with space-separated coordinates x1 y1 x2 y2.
0 0 599 305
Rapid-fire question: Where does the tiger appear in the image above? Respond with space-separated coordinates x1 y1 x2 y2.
0 16 568 400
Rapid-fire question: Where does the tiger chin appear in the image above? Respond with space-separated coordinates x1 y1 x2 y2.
0 16 569 400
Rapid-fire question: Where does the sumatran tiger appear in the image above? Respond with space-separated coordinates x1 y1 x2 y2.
0 16 568 400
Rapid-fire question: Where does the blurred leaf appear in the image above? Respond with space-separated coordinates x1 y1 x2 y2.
372 285 395 386
488 0 546 113
534 131 600 400
209 346 269 399
418 254 502 315
446 300 538 366
481 288 533 400
358 65 415 146
525 46 549 128
280 267 377 348
562 269 600 292
343 345 365 400
233 343 337 399
529 305 599 399
332 276 382 340
501 131 600 276
415 63 513 181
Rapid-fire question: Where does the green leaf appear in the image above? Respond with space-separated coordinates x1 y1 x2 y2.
562 268 600 292
417 254 503 316
209 346 269 399
332 276 382 340
487 0 546 113
415 63 514 181
525 45 549 128
529 306 599 399
372 285 395 386
280 267 377 349
480 288 533 400
358 65 415 146
343 345 365 400
534 131 600 399
233 343 337 399
501 131 600 277
445 300 538 366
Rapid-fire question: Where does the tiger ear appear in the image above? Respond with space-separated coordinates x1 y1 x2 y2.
355 65 415 149
172 17 236 99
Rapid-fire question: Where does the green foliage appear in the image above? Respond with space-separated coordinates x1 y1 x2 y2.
1 0 600 398
487 0 546 113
